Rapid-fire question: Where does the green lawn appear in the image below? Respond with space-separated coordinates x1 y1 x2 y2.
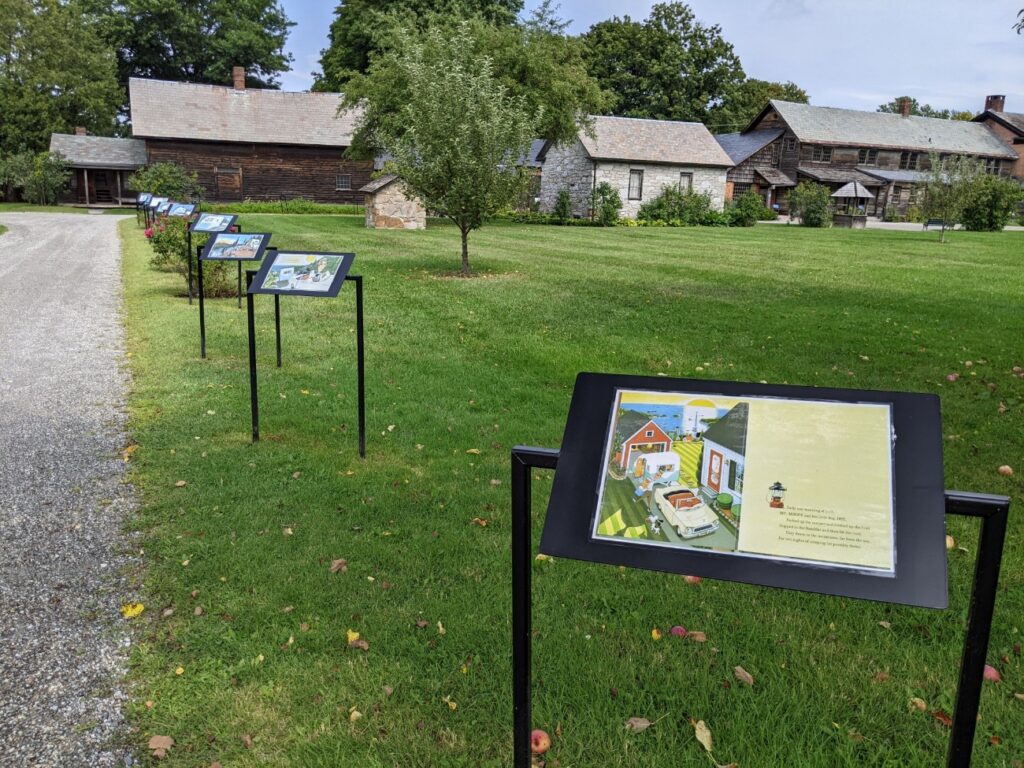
120 216 1023 767
0 201 131 214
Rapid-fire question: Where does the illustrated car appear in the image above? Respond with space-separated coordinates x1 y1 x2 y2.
653 485 719 539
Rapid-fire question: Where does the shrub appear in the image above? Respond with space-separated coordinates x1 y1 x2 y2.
129 162 205 202
638 187 719 226
202 199 364 215
22 152 70 205
0 151 34 201
147 218 234 296
959 175 1023 231
591 181 622 226
727 191 769 227
904 204 924 223
788 181 833 227
553 188 572 224
883 209 903 223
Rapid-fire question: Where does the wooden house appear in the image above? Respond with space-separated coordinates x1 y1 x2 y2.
698 403 747 507
616 418 673 473
49 130 147 205
128 69 372 203
972 95 1024 180
716 99 1016 216
538 116 733 219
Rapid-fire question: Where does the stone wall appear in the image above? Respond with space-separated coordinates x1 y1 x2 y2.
538 139 594 217
596 163 728 218
365 182 426 230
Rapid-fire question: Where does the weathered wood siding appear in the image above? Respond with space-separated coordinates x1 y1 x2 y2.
145 139 374 203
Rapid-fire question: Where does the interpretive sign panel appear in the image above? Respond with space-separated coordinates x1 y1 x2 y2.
201 232 270 261
137 192 152 205
248 251 353 298
191 213 237 233
167 202 196 217
148 196 168 210
540 373 947 608
156 200 172 215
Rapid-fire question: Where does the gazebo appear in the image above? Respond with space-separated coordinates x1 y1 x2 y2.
831 181 875 228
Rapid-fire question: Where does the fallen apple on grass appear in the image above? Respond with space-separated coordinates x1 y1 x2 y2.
531 728 551 754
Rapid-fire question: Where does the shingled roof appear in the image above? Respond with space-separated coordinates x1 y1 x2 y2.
541 115 733 167
358 174 399 194
49 134 147 169
974 111 1024 136
714 128 784 164
701 403 748 456
761 100 1015 159
129 78 362 147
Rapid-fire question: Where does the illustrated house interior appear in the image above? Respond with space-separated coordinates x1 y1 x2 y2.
698 403 748 515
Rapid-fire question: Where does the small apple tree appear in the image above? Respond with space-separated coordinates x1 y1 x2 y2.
921 153 981 242
349 22 536 275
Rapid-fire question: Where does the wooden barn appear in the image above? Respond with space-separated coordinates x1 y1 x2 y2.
128 69 371 203
49 130 147 205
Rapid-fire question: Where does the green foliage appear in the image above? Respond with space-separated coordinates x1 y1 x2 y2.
314 0 524 92
637 186 721 226
877 96 972 120
81 0 293 114
590 182 622 226
358 22 536 274
0 151 34 200
905 204 924 223
0 0 122 152
788 181 833 227
921 153 984 239
727 190 772 227
145 218 234 295
128 163 205 202
22 152 70 205
710 78 809 133
202 199 363 215
960 174 1024 231
553 189 572 223
582 2 744 124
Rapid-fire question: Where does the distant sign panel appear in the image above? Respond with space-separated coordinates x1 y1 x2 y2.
248 251 354 298
167 203 196 217
201 232 270 262
191 213 237 233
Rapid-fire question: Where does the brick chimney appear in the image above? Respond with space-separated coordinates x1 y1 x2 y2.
898 97 911 117
984 94 1005 113
232 66 246 90
74 126 87 136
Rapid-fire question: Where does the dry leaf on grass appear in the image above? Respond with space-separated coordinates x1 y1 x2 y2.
330 559 348 573
349 639 370 651
689 631 707 643
909 697 927 711
733 666 754 686
930 709 953 727
148 735 173 758
625 717 652 733
120 602 144 619
693 720 713 752
241 734 253 748
174 480 187 487
466 448 481 454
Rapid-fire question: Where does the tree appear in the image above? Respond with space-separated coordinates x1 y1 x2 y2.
128 162 205 202
710 79 808 133
877 96 972 121
919 154 992 241
960 175 1023 231
81 0 293 116
22 152 70 205
354 22 535 275
581 2 744 124
788 182 832 227
314 0 523 92
0 151 34 201
1015 8 1023 33
0 0 122 153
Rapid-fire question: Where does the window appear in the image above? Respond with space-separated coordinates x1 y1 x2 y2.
770 143 781 167
811 146 832 162
628 169 644 200
858 148 878 165
890 186 902 203
679 172 693 192
335 174 352 191
984 158 1002 175
784 137 797 152
899 152 919 170
645 430 654 438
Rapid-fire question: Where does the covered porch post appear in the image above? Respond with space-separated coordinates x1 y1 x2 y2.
83 168 90 205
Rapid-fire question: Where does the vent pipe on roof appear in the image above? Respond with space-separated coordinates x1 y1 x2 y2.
75 126 87 136
985 95 1005 113
898 98 911 118
232 66 246 90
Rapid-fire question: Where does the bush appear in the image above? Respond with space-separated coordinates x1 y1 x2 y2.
146 218 234 296
960 175 1023 231
129 162 205 202
22 152 70 205
638 187 721 226
553 188 572 224
727 191 770 227
883 209 903 223
788 181 833 227
202 199 364 215
0 151 34 201
905 204 924 223
591 182 622 226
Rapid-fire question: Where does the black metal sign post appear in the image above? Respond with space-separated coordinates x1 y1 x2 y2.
245 259 365 458
186 225 193 304
197 249 207 358
196 233 271 359
510 450 1008 767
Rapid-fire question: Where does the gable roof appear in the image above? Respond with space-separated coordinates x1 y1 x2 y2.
973 110 1024 136
541 115 734 167
756 100 1016 159
701 403 748 456
714 128 784 164
129 78 362 147
49 133 147 169
754 167 796 186
797 166 884 186
358 174 399 194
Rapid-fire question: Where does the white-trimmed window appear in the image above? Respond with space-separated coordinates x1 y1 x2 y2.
858 148 878 165
336 174 352 191
784 137 797 152
645 430 654 437
811 146 832 163
628 169 644 200
679 172 693 192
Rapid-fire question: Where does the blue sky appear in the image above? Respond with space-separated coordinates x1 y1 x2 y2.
278 0 1024 115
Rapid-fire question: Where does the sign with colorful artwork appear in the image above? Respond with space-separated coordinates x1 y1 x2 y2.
167 202 196 217
540 373 947 608
201 232 270 262
190 213 237 234
155 200 172 215
248 251 354 298
137 192 152 205
148 196 168 210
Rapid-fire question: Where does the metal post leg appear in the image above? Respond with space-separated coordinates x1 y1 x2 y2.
237 261 242 310
187 228 193 304
197 257 206 359
354 275 365 458
246 270 259 442
274 294 282 368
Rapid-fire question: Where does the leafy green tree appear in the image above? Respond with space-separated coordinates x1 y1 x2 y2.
581 2 744 124
81 0 293 114
960 174 1023 231
727 190 772 226
356 22 535 275
0 0 122 152
788 182 832 227
0 151 34 201
921 153 981 242
877 96 972 120
591 182 622 226
1015 8 1023 33
128 162 205 201
710 79 808 133
22 152 70 205
314 0 523 92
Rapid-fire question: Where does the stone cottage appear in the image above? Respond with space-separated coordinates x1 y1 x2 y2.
359 175 426 230
537 116 733 219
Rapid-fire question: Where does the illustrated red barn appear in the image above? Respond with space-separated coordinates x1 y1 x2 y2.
618 419 672 471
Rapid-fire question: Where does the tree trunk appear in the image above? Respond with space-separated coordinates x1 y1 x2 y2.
460 226 470 276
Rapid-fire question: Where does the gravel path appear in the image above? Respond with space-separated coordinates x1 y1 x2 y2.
0 213 136 767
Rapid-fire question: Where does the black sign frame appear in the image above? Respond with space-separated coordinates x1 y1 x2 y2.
248 250 354 299
191 213 238 234
167 202 196 218
201 231 270 262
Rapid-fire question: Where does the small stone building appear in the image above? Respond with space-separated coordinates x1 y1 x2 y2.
538 116 733 219
360 175 426 230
